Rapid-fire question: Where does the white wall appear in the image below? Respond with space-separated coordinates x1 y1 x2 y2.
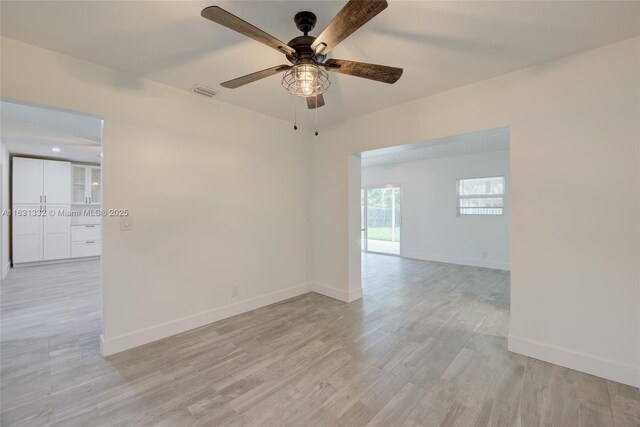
0 37 312 355
312 37 640 387
362 149 510 270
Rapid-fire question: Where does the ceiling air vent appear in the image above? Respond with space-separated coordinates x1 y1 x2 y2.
190 85 219 98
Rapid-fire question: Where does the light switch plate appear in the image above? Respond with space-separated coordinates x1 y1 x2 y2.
120 216 133 231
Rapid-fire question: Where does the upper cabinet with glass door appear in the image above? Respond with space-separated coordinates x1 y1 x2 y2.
72 165 85 204
90 167 101 204
72 165 101 205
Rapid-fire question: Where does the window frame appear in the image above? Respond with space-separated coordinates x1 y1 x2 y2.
456 175 506 217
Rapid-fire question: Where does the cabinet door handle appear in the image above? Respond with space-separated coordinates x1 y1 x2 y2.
86 225 95 228
39 195 42 203
44 195 47 203
86 241 95 244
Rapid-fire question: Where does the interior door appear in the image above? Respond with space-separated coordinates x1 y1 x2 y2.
43 160 71 204
13 158 43 204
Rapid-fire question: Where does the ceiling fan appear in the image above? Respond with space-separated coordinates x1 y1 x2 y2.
201 0 403 110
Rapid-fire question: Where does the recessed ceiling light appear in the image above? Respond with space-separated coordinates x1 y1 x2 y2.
52 147 61 152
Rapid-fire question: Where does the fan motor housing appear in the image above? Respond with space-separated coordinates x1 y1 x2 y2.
287 12 326 64
286 36 326 64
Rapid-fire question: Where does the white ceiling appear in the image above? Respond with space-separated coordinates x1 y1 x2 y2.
1 1 639 127
361 127 509 167
1 100 102 163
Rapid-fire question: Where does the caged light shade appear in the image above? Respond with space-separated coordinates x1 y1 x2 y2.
282 62 330 98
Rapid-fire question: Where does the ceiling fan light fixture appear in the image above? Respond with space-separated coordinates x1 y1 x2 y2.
282 62 330 98
202 1 402 112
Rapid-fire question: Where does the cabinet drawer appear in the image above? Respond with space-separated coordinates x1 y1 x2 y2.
71 225 101 242
71 241 101 258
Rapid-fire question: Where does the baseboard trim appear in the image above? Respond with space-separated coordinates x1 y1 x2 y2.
348 287 363 302
508 333 640 387
309 282 349 302
309 282 363 303
13 257 99 268
402 251 510 271
101 283 309 356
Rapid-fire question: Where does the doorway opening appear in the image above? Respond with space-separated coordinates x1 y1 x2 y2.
361 187 401 256
353 127 511 298
0 98 104 362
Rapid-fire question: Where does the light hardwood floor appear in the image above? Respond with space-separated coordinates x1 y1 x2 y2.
1 255 638 426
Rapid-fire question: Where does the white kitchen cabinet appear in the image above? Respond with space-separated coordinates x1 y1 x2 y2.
12 204 44 263
44 161 72 204
72 165 101 205
12 158 43 204
13 204 71 263
71 224 102 258
71 224 101 242
12 157 72 264
71 241 101 258
12 158 71 204
44 205 71 260
90 167 101 204
71 224 101 258
72 165 85 204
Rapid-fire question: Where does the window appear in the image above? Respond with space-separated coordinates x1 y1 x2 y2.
457 176 505 215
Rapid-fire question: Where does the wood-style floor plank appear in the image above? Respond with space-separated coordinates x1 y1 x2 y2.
1 255 638 426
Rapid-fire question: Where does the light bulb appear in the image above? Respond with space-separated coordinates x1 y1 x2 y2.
296 67 316 96
301 81 313 96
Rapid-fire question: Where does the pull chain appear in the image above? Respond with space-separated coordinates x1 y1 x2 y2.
293 96 298 130
314 94 319 136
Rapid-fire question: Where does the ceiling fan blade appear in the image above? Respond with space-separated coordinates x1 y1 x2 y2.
221 65 291 89
323 59 402 84
306 94 326 109
202 6 296 57
311 0 388 55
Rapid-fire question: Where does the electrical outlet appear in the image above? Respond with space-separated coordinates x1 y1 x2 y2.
120 216 133 231
232 285 240 297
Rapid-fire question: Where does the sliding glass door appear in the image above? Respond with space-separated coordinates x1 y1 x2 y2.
361 187 401 255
